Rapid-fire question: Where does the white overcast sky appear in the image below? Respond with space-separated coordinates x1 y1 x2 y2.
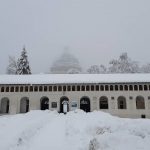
0 0 150 74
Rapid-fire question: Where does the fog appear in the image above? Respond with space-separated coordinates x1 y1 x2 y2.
0 0 150 74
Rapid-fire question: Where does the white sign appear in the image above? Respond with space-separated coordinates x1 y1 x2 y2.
71 101 78 111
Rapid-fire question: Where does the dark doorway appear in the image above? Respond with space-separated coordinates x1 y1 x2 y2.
41 97 49 110
60 97 69 113
1 98 9 113
80 97 90 112
20 97 29 113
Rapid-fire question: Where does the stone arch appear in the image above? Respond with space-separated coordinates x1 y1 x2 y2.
40 96 49 110
80 96 90 112
99 96 108 109
20 97 29 113
1 97 9 113
60 96 69 113
117 96 127 109
136 96 145 109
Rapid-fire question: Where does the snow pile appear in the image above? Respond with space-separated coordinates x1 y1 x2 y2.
0 110 150 150
1 74 150 85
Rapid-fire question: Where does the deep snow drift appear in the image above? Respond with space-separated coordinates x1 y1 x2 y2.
0 110 150 150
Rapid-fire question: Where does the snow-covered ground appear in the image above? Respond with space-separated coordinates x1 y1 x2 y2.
0 110 150 150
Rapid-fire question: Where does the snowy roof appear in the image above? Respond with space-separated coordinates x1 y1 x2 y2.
0 74 150 85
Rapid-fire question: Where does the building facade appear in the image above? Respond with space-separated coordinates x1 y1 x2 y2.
0 74 150 118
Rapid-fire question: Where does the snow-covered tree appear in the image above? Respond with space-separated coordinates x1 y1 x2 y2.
50 50 82 74
16 47 31 75
108 52 139 73
140 64 150 73
6 56 17 74
87 65 107 74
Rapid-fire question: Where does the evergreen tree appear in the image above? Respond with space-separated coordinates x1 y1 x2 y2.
16 47 31 75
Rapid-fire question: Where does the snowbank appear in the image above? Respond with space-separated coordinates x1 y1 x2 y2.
0 110 150 150
1 74 150 84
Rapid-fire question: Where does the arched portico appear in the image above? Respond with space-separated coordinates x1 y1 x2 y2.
1 97 9 114
40 97 49 110
20 97 29 113
80 97 90 112
60 97 69 113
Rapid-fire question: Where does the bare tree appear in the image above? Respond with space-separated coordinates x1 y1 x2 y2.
6 56 17 74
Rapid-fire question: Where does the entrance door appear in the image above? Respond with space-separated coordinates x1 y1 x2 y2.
41 97 49 110
80 97 90 112
60 97 69 113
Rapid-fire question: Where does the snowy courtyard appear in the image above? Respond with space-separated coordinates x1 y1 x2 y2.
0 110 150 150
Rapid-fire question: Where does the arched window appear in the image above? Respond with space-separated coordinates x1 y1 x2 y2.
115 85 118 91
129 85 133 91
99 96 108 109
1 97 9 113
124 85 128 91
20 97 29 113
110 85 114 91
119 85 123 91
105 85 109 91
86 85 90 91
100 85 104 91
118 96 126 109
136 96 145 109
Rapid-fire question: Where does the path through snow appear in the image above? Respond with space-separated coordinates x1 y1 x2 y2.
0 110 150 150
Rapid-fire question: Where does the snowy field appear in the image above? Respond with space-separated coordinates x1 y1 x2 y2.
0 110 150 150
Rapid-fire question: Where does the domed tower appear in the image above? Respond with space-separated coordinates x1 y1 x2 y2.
50 50 82 74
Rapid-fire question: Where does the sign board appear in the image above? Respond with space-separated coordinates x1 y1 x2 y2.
71 101 78 111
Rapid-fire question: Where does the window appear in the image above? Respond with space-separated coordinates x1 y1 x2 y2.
136 96 145 109
51 102 57 108
139 85 143 91
58 86 62 91
119 85 123 91
99 96 108 109
118 96 126 109
134 85 138 91
67 86 71 91
6 87 9 92
25 86 28 92
49 86 52 91
148 96 150 100
72 86 75 91
1 87 4 92
110 85 113 91
77 85 80 91
44 86 47 92
81 85 85 91
15 86 19 92
86 85 90 91
115 85 118 91
105 85 109 91
63 86 66 91
30 86 33 92
124 85 128 91
39 86 43 92
10 86 14 92
144 85 148 91
53 86 57 91
34 86 38 92
20 86 24 92
100 85 104 91
91 85 94 91
96 85 99 91
129 85 133 91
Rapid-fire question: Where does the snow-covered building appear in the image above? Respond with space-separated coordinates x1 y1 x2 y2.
0 74 150 118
